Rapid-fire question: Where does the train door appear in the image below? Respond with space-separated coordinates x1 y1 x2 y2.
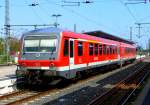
69 39 75 70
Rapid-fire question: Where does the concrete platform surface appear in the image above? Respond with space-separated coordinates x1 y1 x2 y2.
0 65 16 79
133 77 150 105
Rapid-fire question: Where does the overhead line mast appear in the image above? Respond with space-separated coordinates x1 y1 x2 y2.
135 23 150 38
5 0 10 62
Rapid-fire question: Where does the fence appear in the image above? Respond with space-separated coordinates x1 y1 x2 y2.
0 55 13 65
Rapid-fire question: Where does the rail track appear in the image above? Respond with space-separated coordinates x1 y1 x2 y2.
88 62 150 105
0 87 60 105
0 61 146 105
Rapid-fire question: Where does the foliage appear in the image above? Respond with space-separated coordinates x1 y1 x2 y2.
9 37 20 54
0 55 11 64
0 38 4 55
0 37 20 55
0 37 20 64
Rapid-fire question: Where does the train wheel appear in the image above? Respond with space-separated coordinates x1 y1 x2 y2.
16 76 28 89
76 71 82 79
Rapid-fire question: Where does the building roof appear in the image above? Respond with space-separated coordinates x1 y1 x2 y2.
83 30 135 44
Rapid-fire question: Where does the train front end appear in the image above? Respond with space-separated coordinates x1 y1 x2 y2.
16 28 61 84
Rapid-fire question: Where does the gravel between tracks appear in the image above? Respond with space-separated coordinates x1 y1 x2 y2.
25 62 145 105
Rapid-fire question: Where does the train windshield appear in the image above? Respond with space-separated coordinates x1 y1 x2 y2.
23 36 57 52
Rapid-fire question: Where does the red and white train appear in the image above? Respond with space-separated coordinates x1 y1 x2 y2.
16 27 136 83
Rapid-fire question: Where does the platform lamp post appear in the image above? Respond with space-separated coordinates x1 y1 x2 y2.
52 14 62 28
149 39 150 56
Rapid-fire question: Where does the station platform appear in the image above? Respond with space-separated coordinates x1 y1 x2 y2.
133 77 150 105
0 65 16 79
0 65 17 95
132 56 150 105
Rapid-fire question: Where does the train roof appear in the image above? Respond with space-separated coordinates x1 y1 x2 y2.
83 30 135 45
24 27 65 35
23 27 134 45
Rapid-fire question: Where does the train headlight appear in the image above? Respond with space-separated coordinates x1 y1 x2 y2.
49 63 56 70
50 63 54 67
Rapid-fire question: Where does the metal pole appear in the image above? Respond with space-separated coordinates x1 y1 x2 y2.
74 24 76 32
130 27 132 41
52 14 62 28
5 0 10 63
138 24 141 38
55 16 58 28
149 39 150 56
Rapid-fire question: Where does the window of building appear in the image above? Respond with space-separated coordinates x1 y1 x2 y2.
78 41 83 56
95 44 98 55
89 43 93 55
99 44 102 55
64 39 69 56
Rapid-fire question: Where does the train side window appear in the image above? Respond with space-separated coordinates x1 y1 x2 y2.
112 46 115 54
107 46 109 55
117 47 119 54
103 44 106 55
89 43 93 56
99 44 102 55
70 40 73 57
128 48 129 53
64 39 69 56
78 41 83 56
115 46 117 54
95 44 98 55
110 46 112 55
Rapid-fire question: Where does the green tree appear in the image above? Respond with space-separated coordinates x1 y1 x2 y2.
0 38 4 55
9 37 20 54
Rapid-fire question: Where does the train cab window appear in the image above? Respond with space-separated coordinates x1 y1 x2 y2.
64 39 69 56
99 44 102 55
94 44 98 55
78 41 83 56
103 44 106 55
89 43 94 56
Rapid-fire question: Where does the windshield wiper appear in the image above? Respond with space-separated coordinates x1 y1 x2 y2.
50 43 56 60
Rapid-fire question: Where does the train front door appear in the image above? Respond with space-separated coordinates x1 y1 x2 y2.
69 39 74 70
